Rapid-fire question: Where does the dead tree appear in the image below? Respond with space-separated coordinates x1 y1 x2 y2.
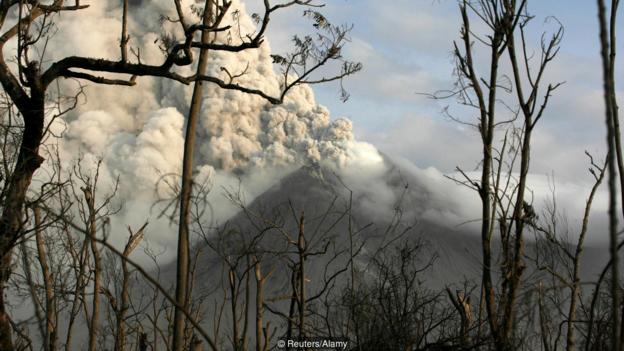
68 160 120 350
173 2 214 351
525 153 607 350
441 1 562 348
597 0 621 349
33 206 57 351
113 224 146 351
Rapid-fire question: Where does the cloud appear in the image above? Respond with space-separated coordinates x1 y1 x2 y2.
341 38 448 104
363 113 481 172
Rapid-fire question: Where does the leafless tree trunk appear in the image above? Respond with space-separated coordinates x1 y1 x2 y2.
597 1 621 350
567 155 606 350
448 1 562 348
83 186 102 351
446 288 472 347
115 224 146 351
229 267 241 351
297 213 306 339
173 2 214 350
454 2 507 346
254 258 266 351
19 233 45 345
64 224 90 351
0 91 45 351
34 206 57 351
501 9 562 343
537 281 551 351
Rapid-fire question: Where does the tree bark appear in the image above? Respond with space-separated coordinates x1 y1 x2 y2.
255 260 264 351
597 1 621 349
0 91 45 351
35 207 57 351
297 213 305 339
84 186 102 351
172 2 213 350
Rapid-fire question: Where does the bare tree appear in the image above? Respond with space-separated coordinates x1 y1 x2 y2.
33 206 57 351
173 2 215 350
523 153 607 350
111 224 146 351
597 0 621 350
440 1 562 348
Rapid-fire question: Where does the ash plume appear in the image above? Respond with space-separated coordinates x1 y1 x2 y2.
32 0 382 262
54 0 361 178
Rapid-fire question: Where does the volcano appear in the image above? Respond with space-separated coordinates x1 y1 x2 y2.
153 156 611 324
179 157 486 297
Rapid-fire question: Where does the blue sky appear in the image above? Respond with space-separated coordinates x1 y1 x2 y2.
251 0 623 184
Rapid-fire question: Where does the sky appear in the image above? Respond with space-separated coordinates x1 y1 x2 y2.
249 0 623 185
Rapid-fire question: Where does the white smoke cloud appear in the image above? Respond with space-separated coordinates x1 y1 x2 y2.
21 0 368 264
48 0 360 173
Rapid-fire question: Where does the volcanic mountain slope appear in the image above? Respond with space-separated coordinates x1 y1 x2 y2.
186 160 487 297
163 157 610 301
